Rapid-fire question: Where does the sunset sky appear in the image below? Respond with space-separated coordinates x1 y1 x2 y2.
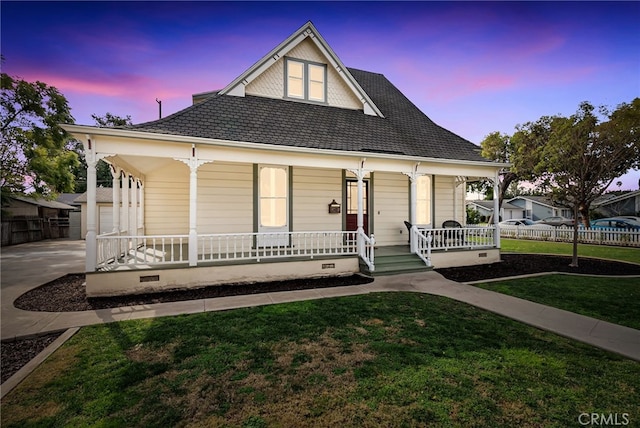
2 1 639 188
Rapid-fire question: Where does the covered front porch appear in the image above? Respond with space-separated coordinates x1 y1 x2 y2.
74 127 502 297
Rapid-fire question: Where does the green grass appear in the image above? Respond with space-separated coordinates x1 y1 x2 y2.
2 293 639 427
475 275 640 330
501 238 640 264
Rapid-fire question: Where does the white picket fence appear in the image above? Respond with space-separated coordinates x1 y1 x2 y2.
500 226 640 247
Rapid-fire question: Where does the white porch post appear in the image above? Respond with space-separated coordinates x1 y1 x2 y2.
130 177 138 235
85 145 97 272
454 176 465 224
493 171 501 248
138 179 144 234
176 145 213 267
188 162 198 266
403 163 421 253
111 166 121 234
121 172 130 236
347 161 368 255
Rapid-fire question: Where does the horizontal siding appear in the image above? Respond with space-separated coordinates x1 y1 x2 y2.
373 172 408 246
145 161 189 235
292 167 342 231
197 162 253 233
434 176 465 226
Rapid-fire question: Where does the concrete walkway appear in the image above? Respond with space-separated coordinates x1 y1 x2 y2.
1 240 639 362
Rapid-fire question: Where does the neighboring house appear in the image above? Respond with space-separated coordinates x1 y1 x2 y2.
1 196 75 245
57 193 83 239
62 22 505 296
592 190 640 218
466 200 524 222
508 196 572 221
2 195 75 220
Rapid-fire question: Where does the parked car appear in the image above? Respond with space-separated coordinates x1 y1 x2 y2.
587 217 640 231
499 219 554 229
619 216 640 223
535 216 574 227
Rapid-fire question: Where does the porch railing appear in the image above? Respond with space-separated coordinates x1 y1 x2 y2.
411 225 432 266
198 231 359 262
358 229 375 272
96 230 371 271
427 226 496 251
96 234 189 270
409 226 496 267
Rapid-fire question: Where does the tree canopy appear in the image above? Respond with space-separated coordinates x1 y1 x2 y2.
505 98 640 266
1 72 78 197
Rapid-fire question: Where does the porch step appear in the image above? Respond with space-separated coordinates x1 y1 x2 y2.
360 253 432 276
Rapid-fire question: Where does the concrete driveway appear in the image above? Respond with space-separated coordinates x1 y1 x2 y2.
1 239 85 340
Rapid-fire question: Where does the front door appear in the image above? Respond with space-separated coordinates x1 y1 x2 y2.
346 179 369 235
258 165 289 247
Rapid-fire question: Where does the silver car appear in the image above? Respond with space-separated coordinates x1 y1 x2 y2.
535 216 574 227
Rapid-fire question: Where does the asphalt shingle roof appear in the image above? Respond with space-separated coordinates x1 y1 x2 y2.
130 68 487 163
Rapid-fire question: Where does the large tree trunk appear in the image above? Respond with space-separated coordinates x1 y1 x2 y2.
487 172 517 224
570 204 580 267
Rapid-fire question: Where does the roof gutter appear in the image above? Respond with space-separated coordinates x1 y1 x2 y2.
61 123 510 170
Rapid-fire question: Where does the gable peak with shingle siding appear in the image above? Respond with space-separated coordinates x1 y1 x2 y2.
219 21 383 117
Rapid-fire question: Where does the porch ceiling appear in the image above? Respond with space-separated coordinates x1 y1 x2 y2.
107 155 177 176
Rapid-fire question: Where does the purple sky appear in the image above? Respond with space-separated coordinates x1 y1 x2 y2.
3 1 639 189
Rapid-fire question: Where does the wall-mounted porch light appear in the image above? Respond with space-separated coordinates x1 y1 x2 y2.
328 199 341 214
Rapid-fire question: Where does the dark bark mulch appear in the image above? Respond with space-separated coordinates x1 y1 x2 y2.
1 332 62 384
435 253 640 282
14 274 375 313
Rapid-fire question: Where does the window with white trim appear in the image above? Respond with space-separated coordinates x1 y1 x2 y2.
286 58 326 102
259 166 288 228
416 175 431 225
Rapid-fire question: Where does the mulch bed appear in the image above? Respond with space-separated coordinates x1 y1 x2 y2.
14 274 374 312
3 253 639 387
435 253 640 282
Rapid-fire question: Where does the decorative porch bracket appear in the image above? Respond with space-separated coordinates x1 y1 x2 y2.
175 145 214 266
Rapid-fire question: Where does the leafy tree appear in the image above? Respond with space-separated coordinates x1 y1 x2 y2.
91 112 132 128
72 113 132 192
521 99 640 266
1 72 78 198
479 130 543 220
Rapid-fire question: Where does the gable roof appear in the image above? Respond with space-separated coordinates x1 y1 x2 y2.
508 196 570 208
8 195 75 210
75 187 115 204
467 200 521 211
130 67 487 163
593 190 640 207
219 21 383 118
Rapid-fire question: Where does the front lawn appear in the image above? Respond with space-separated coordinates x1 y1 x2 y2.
2 293 639 427
474 275 640 330
500 238 640 265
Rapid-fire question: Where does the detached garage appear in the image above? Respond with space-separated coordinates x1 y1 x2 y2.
75 187 142 238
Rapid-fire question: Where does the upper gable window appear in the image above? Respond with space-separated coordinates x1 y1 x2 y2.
285 58 326 103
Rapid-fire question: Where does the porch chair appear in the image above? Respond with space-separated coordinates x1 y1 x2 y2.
403 221 412 243
441 220 464 246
